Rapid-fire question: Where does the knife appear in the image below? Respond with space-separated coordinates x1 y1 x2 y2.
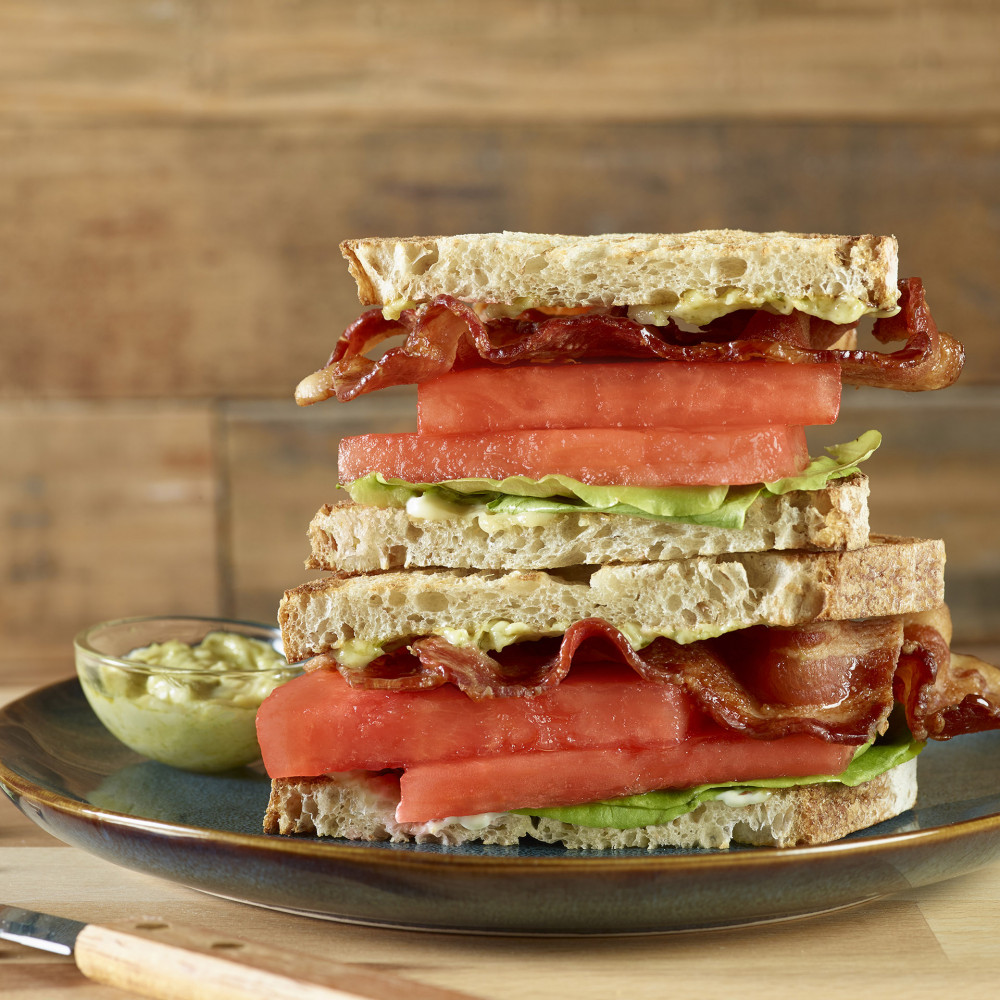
0 904 478 1000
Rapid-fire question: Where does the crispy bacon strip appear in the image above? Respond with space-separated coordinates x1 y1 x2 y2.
894 624 1000 740
295 278 963 404
306 618 905 745
842 278 965 390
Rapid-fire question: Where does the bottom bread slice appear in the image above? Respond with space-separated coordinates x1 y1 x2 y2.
263 760 917 850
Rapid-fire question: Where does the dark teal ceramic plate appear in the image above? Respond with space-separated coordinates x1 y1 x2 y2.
3 679 1000 936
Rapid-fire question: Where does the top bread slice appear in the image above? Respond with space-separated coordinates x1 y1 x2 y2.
340 230 900 322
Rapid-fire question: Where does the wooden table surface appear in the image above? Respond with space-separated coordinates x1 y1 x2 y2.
3 677 1000 1000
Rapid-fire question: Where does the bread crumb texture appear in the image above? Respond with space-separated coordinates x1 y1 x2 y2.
340 231 899 319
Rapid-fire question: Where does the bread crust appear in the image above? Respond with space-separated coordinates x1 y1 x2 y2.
340 230 900 321
279 534 944 662
307 474 870 573
263 760 917 849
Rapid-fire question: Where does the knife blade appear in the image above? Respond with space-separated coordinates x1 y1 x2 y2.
0 904 84 955
1 904 478 1000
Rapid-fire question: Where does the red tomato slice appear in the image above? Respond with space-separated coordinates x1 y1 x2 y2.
418 361 841 434
257 664 697 778
338 425 808 487
396 737 854 822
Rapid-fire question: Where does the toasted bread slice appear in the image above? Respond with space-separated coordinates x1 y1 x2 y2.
279 534 944 662
264 759 917 849
308 474 870 574
340 230 900 324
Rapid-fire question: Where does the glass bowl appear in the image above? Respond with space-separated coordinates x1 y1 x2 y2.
74 616 301 773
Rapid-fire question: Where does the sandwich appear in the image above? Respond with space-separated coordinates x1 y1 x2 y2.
257 230 1000 849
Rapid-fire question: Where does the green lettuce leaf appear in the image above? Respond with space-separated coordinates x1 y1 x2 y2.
765 430 882 494
345 430 882 528
516 710 922 830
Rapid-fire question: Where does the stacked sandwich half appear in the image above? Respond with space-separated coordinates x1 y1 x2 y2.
257 231 1000 849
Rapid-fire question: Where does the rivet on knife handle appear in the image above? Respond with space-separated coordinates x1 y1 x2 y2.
74 919 478 1000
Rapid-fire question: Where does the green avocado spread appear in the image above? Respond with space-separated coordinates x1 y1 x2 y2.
78 632 294 773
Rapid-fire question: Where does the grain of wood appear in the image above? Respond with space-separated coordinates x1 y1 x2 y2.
1 1 999 121
0 403 221 662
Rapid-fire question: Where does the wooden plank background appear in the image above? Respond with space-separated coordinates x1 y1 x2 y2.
1 0 999 685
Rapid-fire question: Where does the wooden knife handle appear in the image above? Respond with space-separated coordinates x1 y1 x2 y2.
74 918 478 1000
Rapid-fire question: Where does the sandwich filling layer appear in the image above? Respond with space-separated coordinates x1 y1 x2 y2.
258 614 933 827
264 756 920 849
344 431 880 527
295 278 963 406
